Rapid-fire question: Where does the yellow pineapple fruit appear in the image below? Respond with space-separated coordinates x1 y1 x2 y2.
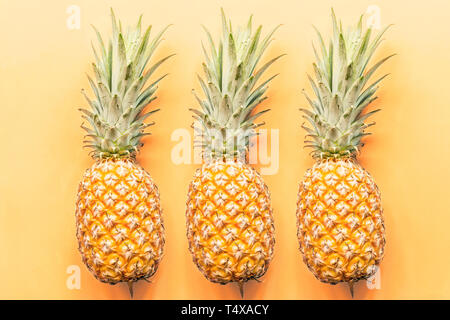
186 10 282 297
75 10 172 296
297 10 393 296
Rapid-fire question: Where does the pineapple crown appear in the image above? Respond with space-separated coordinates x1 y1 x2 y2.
191 9 283 160
302 9 393 159
80 9 173 159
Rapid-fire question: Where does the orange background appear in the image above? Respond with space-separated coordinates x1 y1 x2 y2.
1 0 450 299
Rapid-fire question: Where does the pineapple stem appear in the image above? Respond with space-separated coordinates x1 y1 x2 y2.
127 281 134 299
237 281 245 299
348 281 354 299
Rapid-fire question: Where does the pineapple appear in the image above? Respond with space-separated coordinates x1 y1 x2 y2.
185 10 282 297
297 10 392 296
75 10 172 297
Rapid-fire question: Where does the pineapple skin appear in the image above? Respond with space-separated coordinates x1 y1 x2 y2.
297 158 385 284
186 158 275 284
76 158 164 284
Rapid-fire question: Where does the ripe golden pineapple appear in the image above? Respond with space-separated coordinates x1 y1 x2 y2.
186 10 281 296
297 10 392 295
75 10 172 296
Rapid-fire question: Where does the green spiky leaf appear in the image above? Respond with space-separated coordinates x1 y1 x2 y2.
192 9 281 159
81 9 173 159
302 9 393 159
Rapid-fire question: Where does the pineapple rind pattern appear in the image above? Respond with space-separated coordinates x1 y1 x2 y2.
186 159 275 284
297 158 385 284
76 159 164 284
